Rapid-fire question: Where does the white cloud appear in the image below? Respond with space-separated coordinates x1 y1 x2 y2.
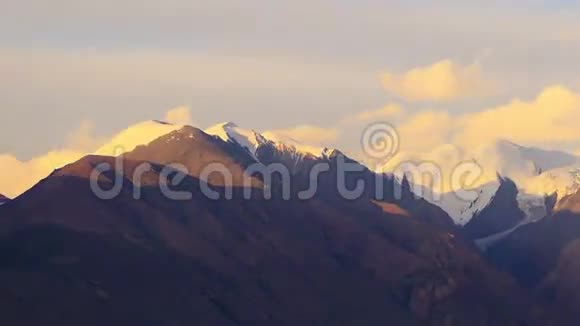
457 85 580 147
164 106 193 125
0 151 85 198
350 104 404 123
65 120 104 152
0 107 187 198
263 125 339 145
375 85 580 154
373 85 580 191
94 120 183 156
381 60 494 102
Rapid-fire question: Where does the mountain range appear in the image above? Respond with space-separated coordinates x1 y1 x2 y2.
2 120 580 324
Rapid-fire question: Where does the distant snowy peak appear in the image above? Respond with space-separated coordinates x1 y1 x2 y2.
417 180 501 226
473 139 579 183
204 122 332 161
503 140 579 173
437 140 580 225
407 140 580 226
205 122 264 159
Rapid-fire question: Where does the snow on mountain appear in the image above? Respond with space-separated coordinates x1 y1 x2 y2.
472 139 579 185
204 122 330 161
467 140 580 226
523 165 580 198
388 139 580 226
412 180 501 226
516 192 550 223
261 131 327 158
445 182 501 226
204 122 265 159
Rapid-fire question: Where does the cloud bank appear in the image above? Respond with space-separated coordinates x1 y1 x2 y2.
367 85 580 191
263 125 339 145
381 60 493 102
0 107 189 198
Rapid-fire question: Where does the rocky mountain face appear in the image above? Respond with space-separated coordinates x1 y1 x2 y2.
0 126 556 325
462 177 526 240
404 143 580 324
486 189 580 322
416 140 580 232
206 123 457 231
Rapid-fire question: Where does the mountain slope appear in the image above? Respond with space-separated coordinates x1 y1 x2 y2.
205 122 329 160
0 127 553 325
124 126 261 188
406 140 579 227
487 198 580 322
462 177 526 240
205 123 456 230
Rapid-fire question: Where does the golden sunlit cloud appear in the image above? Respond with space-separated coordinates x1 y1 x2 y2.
95 120 182 156
0 151 85 199
397 110 455 152
352 104 404 123
381 85 580 152
376 85 580 191
164 106 193 125
457 85 580 147
381 60 494 102
263 125 339 145
0 107 189 198
65 120 104 152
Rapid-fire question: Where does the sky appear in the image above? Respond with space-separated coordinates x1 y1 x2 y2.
2 0 580 197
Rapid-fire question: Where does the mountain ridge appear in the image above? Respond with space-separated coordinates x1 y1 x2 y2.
0 128 553 325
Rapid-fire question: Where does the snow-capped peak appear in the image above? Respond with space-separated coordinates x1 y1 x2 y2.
391 139 580 226
204 122 330 161
411 179 501 226
205 122 266 159
472 139 579 183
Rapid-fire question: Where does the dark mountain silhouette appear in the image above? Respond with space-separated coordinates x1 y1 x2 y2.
253 137 457 231
487 189 580 323
0 126 558 325
462 177 526 240
0 194 9 205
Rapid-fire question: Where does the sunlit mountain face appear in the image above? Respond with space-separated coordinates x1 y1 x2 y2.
0 119 575 325
0 123 554 325
4 1 580 325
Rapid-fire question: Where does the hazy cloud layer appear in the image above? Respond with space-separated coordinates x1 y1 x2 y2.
381 60 494 102
164 106 194 125
369 85 580 190
2 1 580 196
0 108 186 198
263 126 339 146
3 2 580 158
